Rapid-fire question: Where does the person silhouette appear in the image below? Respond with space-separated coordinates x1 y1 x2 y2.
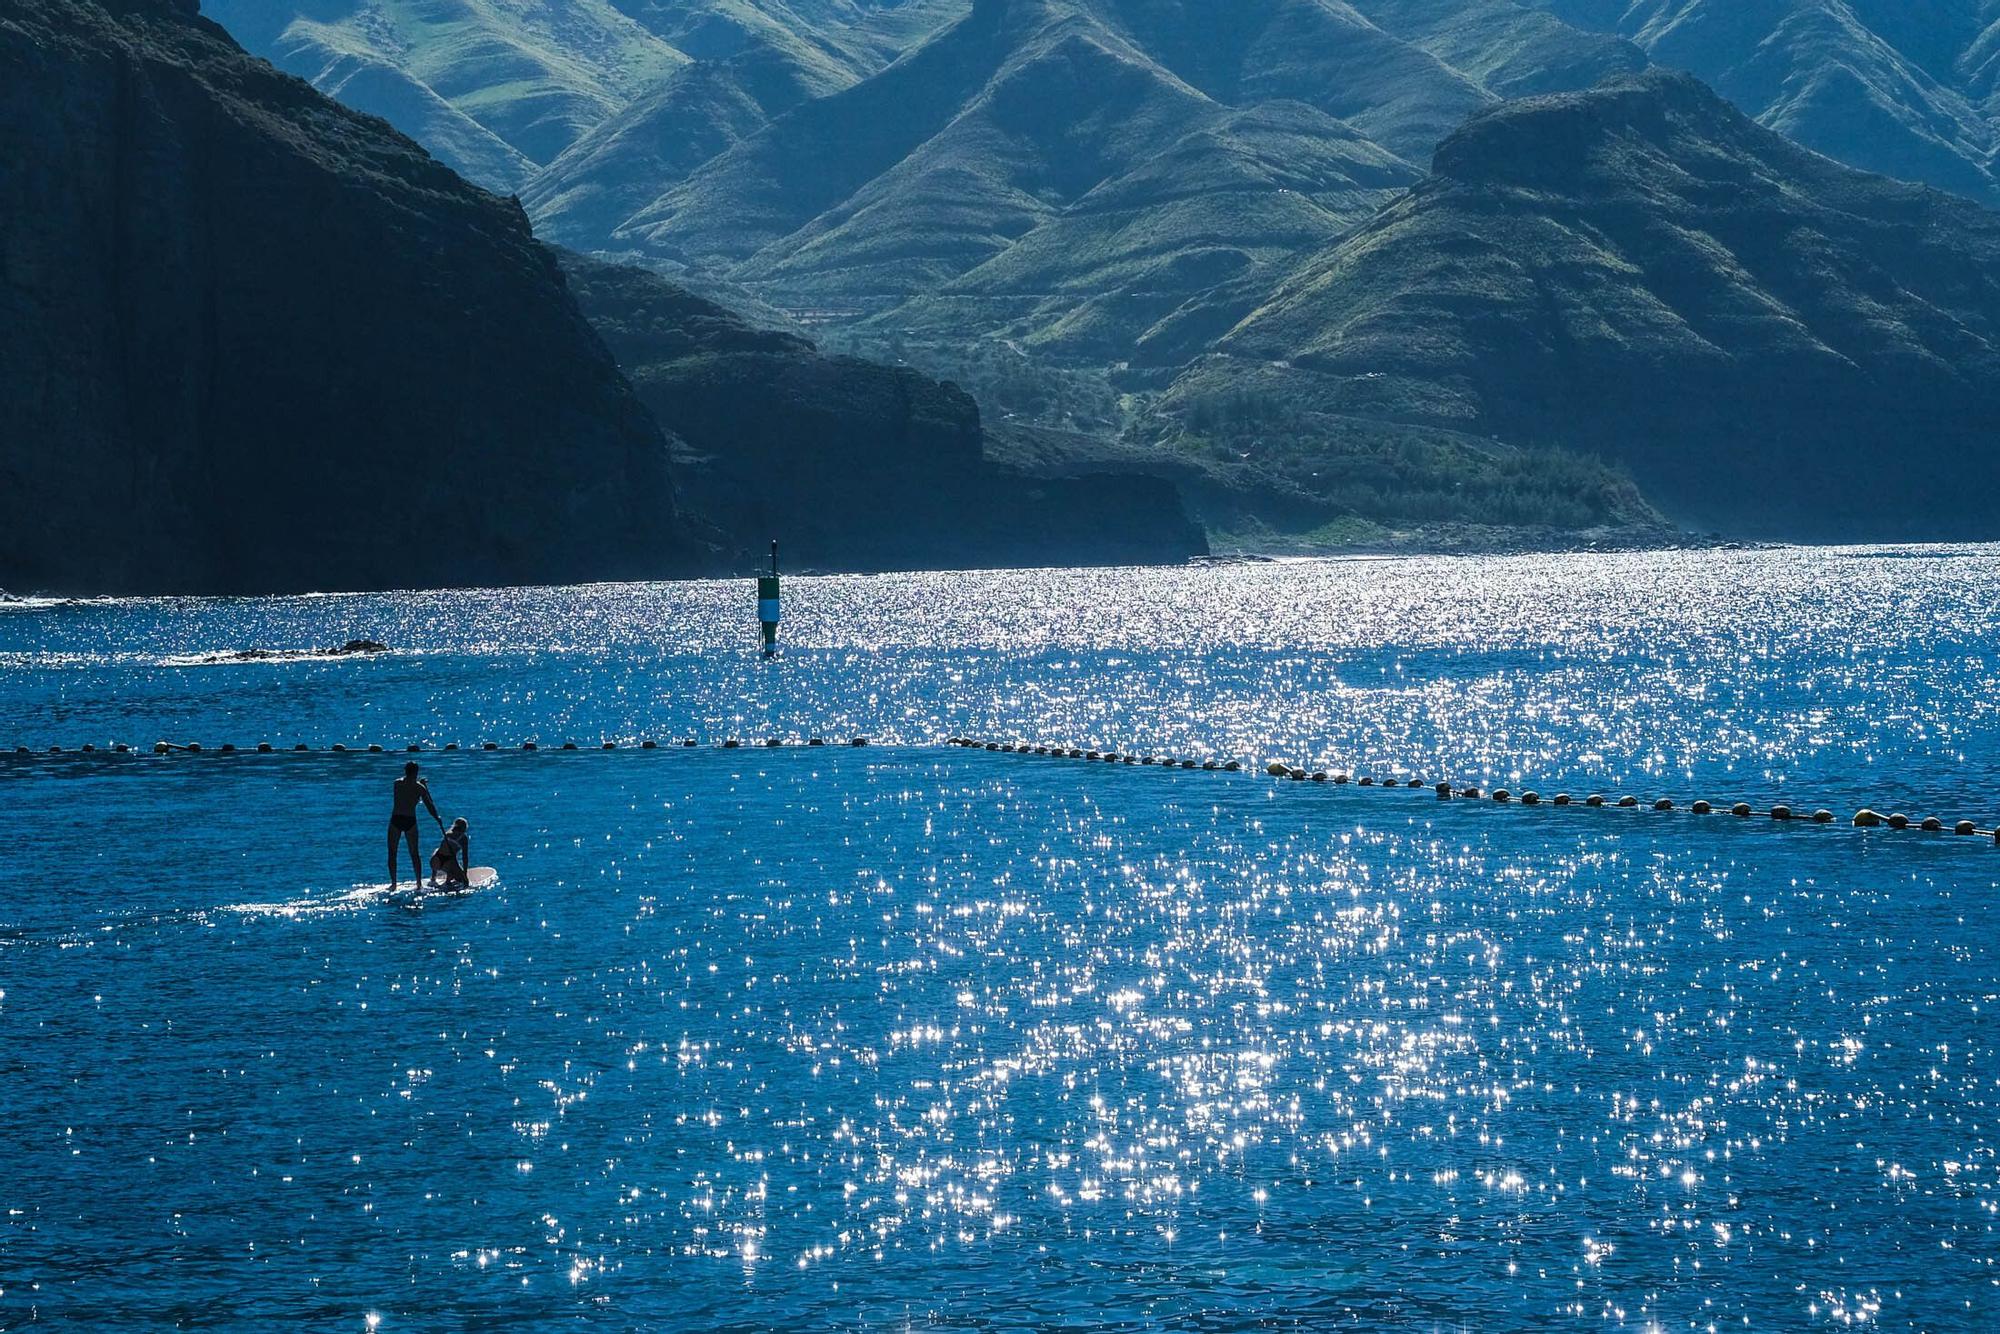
387 761 442 889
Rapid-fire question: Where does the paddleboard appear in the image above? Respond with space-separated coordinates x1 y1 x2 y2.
392 866 497 908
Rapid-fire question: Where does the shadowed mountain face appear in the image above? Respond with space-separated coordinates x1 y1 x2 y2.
1535 0 2000 205
561 254 1208 570
0 0 690 595
1171 72 2000 540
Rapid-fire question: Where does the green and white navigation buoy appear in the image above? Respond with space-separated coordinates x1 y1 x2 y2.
758 540 780 658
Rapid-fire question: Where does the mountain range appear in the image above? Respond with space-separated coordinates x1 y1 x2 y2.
25 0 2000 582
0 0 1200 595
1537 0 2000 207
1162 70 2000 540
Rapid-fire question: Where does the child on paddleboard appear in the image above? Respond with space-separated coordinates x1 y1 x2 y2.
429 817 471 888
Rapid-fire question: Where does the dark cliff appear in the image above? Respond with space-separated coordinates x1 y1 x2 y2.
560 253 1208 571
0 0 692 594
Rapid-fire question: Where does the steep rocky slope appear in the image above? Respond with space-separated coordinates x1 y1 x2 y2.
1170 71 2000 539
198 0 949 192
197 0 688 190
0 0 690 594
1537 0 2000 205
539 0 1636 332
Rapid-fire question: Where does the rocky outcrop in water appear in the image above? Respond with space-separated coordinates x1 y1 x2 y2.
0 0 693 595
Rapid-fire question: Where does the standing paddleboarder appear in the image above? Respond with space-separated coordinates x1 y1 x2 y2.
388 761 443 889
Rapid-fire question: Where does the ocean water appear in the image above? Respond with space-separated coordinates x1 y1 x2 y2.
2 548 1998 1329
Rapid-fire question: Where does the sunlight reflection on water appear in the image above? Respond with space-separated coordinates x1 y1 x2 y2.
1 548 1998 1328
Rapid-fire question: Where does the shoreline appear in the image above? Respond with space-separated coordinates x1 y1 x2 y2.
8 534 1985 603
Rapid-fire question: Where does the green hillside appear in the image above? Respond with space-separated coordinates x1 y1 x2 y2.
524 28 860 246
196 0 939 191
1170 71 2000 540
1536 0 2000 204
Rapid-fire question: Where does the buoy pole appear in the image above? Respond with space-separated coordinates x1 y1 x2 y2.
758 540 780 658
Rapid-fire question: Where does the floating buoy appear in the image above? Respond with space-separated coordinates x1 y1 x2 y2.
562 742 578 751
444 743 459 752
1461 787 1481 799
1493 789 1512 803
1956 820 1977 835
759 541 780 659
1921 816 1944 832
1436 782 1453 798
851 737 869 747
406 743 421 752
1653 798 1674 811
1586 795 1605 807
642 740 658 750
1854 809 1883 828
1225 761 1242 772
367 744 383 753
523 742 538 751
1732 802 1752 817
1690 800 1711 814
483 742 498 751
114 743 129 753
257 742 273 753
682 739 698 748
1288 767 1306 781
1887 812 1910 830
604 741 618 750
1554 794 1572 806
1266 761 1288 777
764 738 782 748
1618 796 1638 808
1310 771 1328 783
1334 774 1351 785
49 745 63 754
1771 805 1793 821
809 737 826 747
187 743 204 753
723 740 741 749
295 743 310 751
80 744 95 753
1521 791 1541 806
1358 776 1375 787
1814 810 1834 823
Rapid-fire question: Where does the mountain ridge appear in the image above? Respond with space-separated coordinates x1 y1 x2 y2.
1168 69 2000 539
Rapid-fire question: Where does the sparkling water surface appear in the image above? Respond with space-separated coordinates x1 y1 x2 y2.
3 548 1998 1328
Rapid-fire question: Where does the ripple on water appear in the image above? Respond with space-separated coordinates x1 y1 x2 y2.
0 549 1997 1328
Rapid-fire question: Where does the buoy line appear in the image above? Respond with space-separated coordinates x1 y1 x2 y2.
943 738 2000 845
14 733 1997 844
4 737 872 757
